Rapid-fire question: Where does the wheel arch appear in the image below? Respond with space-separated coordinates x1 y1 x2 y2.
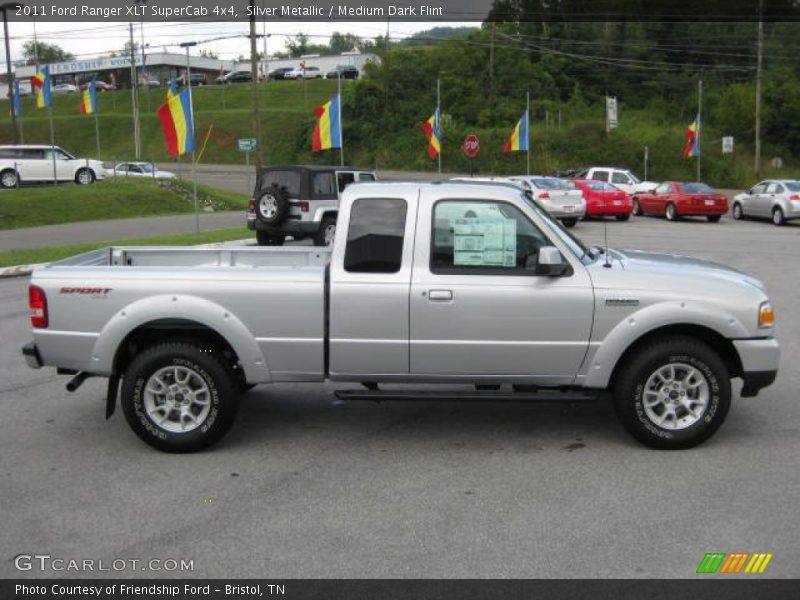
604 324 743 391
92 294 272 383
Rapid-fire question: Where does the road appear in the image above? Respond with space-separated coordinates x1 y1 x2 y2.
1 215 798 579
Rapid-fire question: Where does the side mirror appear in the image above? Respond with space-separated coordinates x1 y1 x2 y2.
530 246 570 277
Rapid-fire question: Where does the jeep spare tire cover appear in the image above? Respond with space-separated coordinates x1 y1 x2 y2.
256 185 289 225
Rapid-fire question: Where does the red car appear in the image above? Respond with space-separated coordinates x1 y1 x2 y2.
633 181 728 222
571 179 633 220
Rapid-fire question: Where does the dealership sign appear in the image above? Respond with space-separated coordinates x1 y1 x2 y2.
40 56 144 76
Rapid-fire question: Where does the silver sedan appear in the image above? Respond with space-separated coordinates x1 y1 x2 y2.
732 179 800 225
507 176 587 227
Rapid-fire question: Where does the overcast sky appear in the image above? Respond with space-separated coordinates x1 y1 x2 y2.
3 21 477 65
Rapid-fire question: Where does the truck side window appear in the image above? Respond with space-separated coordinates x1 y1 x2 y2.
431 200 551 275
344 199 407 273
591 170 609 182
611 172 630 185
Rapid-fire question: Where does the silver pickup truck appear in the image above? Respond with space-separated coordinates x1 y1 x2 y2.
22 182 780 452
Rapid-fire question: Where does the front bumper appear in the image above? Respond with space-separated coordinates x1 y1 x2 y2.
22 342 43 369
733 337 780 397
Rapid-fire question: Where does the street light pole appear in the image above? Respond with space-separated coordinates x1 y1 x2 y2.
180 41 199 234
1 2 21 145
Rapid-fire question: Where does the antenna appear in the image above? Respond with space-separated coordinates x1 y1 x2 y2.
603 220 612 268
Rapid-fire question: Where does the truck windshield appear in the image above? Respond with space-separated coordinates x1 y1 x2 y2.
521 194 593 263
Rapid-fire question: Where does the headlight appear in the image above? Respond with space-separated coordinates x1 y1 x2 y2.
759 301 775 329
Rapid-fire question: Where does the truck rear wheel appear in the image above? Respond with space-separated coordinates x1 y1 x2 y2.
612 337 730 449
121 341 239 452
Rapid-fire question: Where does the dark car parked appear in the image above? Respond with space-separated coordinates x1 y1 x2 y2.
178 73 207 87
216 70 253 84
268 67 294 80
326 65 359 80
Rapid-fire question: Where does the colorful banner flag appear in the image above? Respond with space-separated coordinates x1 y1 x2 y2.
11 81 22 117
32 66 52 109
504 110 529 153
311 95 342 152
422 109 442 160
79 80 98 115
166 80 178 100
683 115 700 159
156 88 195 156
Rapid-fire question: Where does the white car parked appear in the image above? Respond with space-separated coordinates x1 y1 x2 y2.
109 162 176 179
0 145 104 188
284 66 323 80
52 83 79 94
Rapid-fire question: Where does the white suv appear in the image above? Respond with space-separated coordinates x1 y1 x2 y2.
0 145 104 188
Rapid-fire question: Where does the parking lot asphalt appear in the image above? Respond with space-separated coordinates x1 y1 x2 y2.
1 214 798 579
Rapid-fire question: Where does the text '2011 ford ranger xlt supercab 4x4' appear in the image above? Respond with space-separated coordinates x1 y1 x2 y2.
23 182 779 452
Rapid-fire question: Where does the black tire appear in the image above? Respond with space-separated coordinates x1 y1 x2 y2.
255 185 289 225
615 213 631 222
0 168 18 189
772 207 786 226
707 215 722 223
75 168 95 185
632 198 642 216
256 230 285 246
732 203 744 220
121 341 239 452
665 202 678 221
613 336 731 450
561 218 578 228
314 215 337 246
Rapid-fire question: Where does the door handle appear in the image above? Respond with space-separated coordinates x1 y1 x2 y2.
427 289 453 301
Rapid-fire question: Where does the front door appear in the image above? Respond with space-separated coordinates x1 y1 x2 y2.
409 194 594 383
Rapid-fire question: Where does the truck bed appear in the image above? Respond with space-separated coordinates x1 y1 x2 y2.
31 245 331 383
47 245 330 269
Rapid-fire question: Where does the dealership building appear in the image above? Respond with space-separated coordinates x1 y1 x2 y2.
14 50 378 88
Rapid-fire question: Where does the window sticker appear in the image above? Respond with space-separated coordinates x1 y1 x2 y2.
453 218 517 267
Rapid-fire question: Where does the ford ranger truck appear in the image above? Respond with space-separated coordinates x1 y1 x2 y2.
22 182 779 452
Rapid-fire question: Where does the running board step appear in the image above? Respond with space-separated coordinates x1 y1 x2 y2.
334 390 598 403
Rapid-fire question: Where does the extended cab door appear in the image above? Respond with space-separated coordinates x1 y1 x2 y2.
328 188 418 377
409 189 594 383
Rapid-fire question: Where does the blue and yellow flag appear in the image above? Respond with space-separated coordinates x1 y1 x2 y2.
312 95 342 152
79 80 98 115
157 88 195 156
32 66 52 109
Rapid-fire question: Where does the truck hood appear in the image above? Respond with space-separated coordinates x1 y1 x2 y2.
633 181 658 193
608 249 767 293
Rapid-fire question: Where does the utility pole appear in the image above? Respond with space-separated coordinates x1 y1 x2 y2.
129 23 141 159
179 42 199 234
249 0 262 170
697 79 703 182
754 0 764 180
1 3 19 144
488 21 496 107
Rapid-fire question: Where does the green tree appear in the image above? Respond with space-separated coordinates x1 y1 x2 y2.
22 41 74 64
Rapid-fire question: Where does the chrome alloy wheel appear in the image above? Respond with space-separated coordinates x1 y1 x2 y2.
258 194 278 220
642 362 709 430
1 170 18 188
143 365 211 433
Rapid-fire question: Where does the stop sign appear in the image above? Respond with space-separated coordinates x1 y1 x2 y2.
463 134 480 158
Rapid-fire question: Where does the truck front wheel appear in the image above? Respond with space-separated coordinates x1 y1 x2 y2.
613 337 731 449
121 342 239 452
